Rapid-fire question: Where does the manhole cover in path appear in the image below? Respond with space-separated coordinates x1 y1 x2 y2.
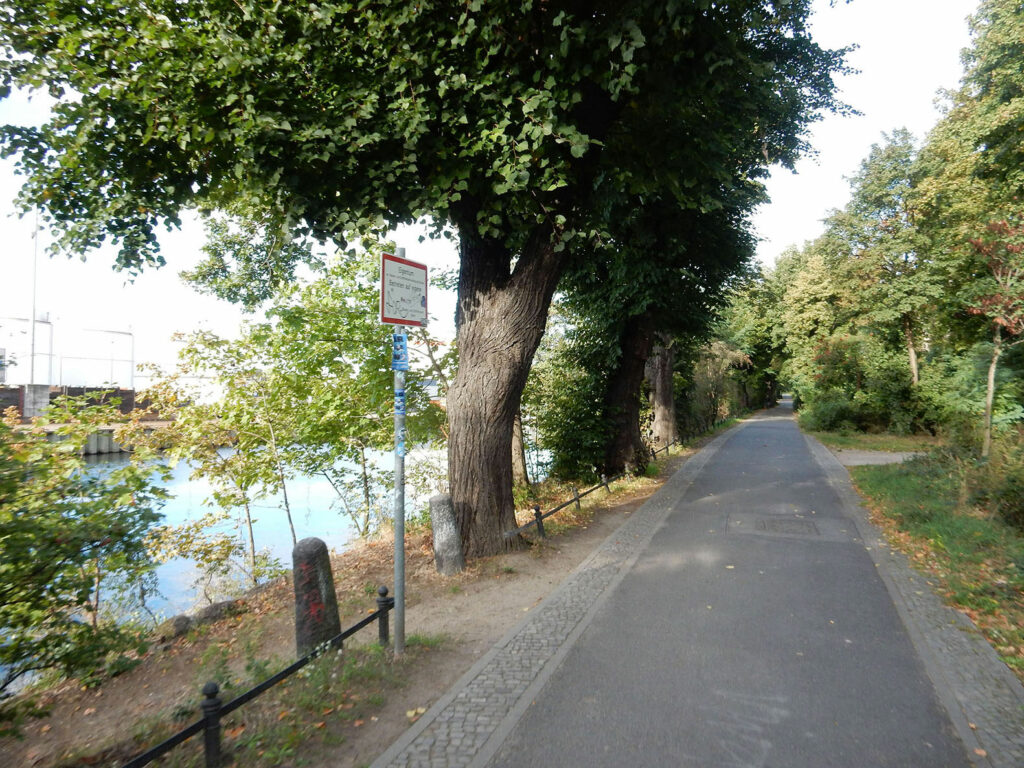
727 513 850 542
756 518 820 536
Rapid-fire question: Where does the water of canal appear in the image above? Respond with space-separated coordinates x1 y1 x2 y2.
86 451 366 618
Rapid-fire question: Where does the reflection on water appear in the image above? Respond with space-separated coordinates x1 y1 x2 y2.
86 452 362 617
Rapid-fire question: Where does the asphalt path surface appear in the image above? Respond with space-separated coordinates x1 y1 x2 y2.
487 402 971 768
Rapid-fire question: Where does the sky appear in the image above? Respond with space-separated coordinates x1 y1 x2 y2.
752 0 977 261
0 0 979 389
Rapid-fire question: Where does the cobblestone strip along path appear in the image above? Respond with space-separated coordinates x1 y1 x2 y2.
371 429 733 768
806 436 1024 768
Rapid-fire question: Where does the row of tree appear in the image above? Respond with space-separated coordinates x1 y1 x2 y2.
518 204 759 483
717 0 1024 525
1 0 849 556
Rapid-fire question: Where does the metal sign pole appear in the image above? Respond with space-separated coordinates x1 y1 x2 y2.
29 210 39 385
392 250 407 656
381 245 425 657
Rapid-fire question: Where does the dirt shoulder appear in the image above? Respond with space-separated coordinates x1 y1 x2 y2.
826 447 923 466
2 449 696 768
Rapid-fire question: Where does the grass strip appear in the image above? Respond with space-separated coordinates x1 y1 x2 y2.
850 454 1024 681
69 637 444 768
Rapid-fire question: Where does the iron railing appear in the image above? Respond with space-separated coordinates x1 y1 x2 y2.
505 438 682 540
122 586 395 768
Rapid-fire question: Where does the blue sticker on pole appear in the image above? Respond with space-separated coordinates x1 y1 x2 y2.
396 437 406 458
394 388 406 415
392 333 409 371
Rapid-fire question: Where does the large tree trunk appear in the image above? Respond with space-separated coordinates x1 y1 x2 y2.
903 314 920 386
982 324 1002 459
603 312 656 475
447 228 564 557
645 334 677 449
511 409 531 488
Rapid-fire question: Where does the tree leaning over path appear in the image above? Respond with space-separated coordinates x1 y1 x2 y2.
1 0 847 556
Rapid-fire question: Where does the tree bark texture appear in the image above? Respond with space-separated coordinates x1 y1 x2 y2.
603 312 656 475
511 409 531 488
645 335 677 449
982 324 1002 459
903 315 920 386
243 502 258 587
447 228 564 557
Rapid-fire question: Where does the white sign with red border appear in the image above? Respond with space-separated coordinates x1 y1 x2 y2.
380 252 428 327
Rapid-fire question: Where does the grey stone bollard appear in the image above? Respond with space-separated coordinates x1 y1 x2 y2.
292 537 341 658
430 493 465 576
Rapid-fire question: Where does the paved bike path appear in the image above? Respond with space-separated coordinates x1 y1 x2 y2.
373 404 1024 768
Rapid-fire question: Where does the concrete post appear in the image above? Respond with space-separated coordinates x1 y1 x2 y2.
429 493 465 576
22 384 49 420
292 537 341 658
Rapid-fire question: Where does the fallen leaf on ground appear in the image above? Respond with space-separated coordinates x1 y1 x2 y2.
354 719 365 727
974 749 988 758
225 725 246 739
321 707 334 715
278 710 290 721
314 721 326 729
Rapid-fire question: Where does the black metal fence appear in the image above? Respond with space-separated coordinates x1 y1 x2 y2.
650 437 681 458
505 438 682 540
122 587 395 768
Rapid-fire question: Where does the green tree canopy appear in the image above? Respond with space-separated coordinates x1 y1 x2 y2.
2 0 846 264
823 129 942 384
1 0 847 555
915 0 1024 313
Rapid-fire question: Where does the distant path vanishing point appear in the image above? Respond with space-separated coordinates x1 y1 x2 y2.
374 400 1024 768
